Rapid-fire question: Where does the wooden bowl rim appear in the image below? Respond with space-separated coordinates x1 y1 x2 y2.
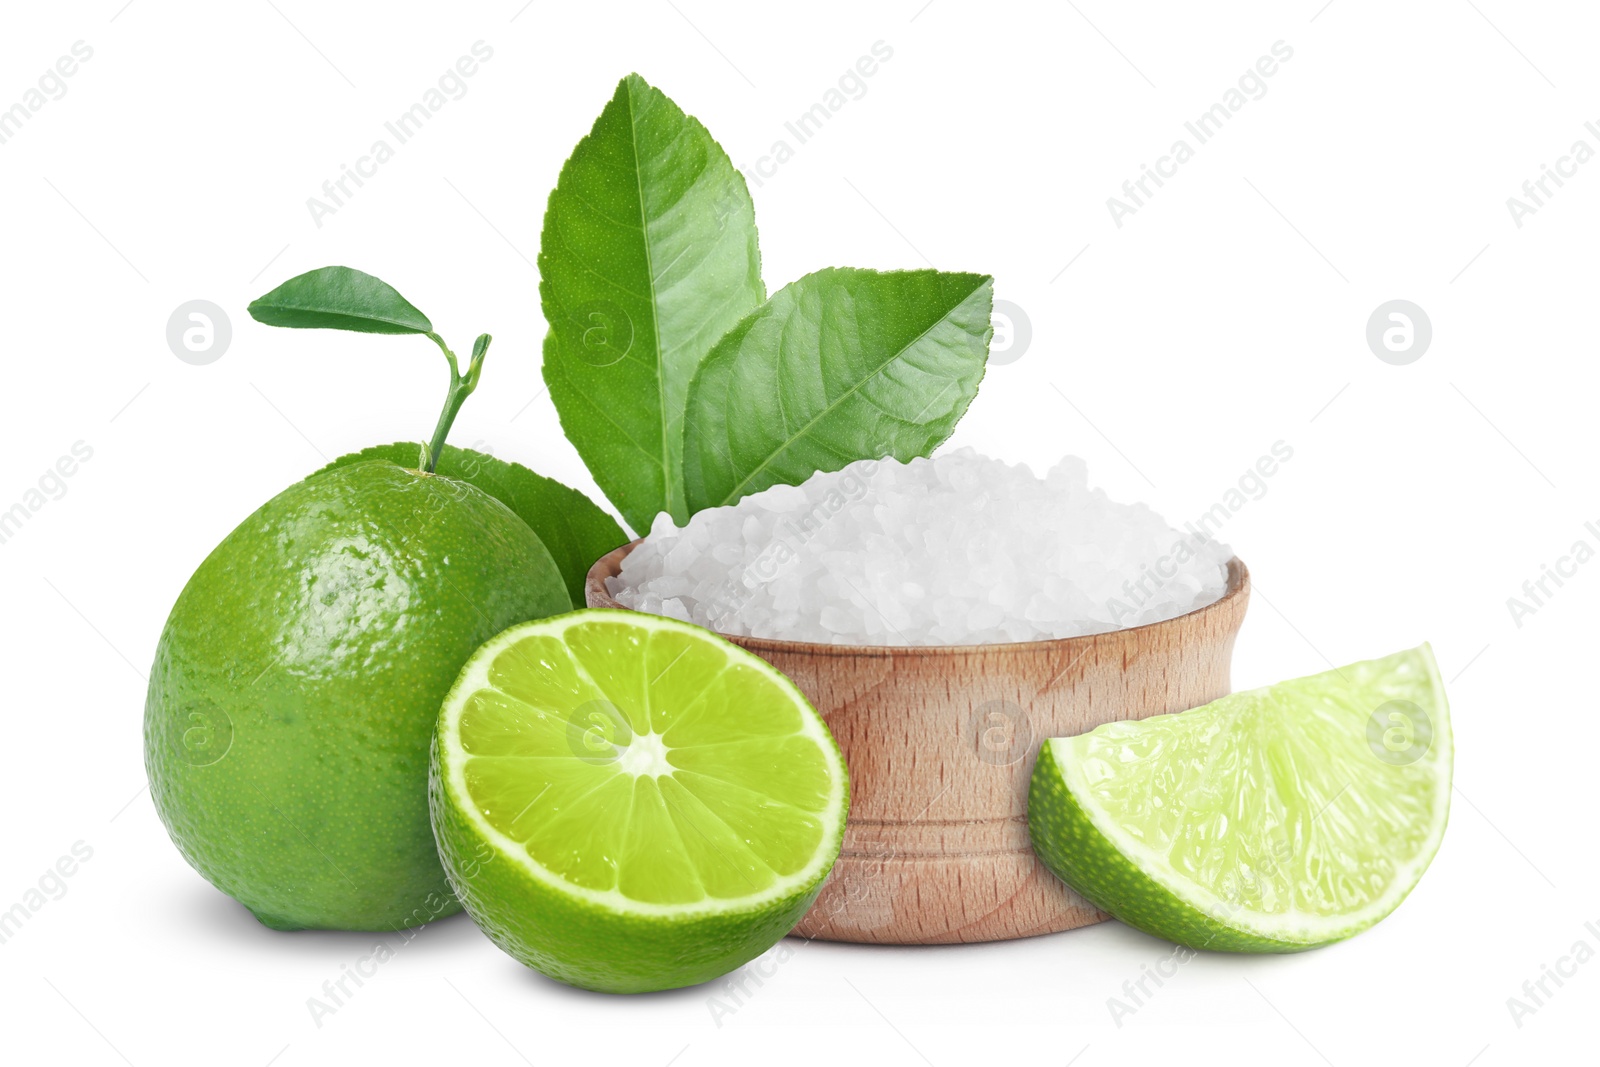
586 539 1249 660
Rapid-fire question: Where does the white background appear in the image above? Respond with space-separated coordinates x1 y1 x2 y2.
1 1 1594 1064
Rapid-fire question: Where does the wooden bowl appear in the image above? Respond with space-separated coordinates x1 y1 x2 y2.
586 542 1250 945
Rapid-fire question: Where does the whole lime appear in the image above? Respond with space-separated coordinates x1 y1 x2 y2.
145 460 569 931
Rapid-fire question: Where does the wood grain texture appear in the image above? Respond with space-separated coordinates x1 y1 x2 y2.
587 543 1250 945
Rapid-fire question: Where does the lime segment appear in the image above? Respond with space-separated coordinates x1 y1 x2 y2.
1028 645 1451 951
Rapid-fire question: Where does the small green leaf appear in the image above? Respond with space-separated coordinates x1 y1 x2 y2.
682 268 993 514
311 443 626 609
539 73 765 534
250 266 433 335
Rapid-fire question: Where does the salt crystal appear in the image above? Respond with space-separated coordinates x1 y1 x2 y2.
609 449 1231 647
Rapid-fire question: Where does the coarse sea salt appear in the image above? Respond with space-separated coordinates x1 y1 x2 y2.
607 449 1232 647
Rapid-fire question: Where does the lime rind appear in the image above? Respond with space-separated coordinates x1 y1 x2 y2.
1029 645 1452 951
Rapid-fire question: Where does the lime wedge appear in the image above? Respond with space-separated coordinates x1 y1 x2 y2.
1028 645 1451 951
430 609 848 993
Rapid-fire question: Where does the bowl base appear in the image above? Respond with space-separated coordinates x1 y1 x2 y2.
794 847 1106 944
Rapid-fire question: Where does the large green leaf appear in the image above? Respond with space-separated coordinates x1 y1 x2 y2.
249 266 433 334
311 443 626 609
682 268 993 514
538 73 764 535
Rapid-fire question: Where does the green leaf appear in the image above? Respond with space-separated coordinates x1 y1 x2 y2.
682 268 994 514
539 73 764 535
249 266 433 335
311 443 626 609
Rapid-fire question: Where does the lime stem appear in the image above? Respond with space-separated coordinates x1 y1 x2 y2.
421 332 491 473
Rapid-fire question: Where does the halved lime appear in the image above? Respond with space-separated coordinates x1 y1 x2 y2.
1028 645 1451 951
430 609 849 993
